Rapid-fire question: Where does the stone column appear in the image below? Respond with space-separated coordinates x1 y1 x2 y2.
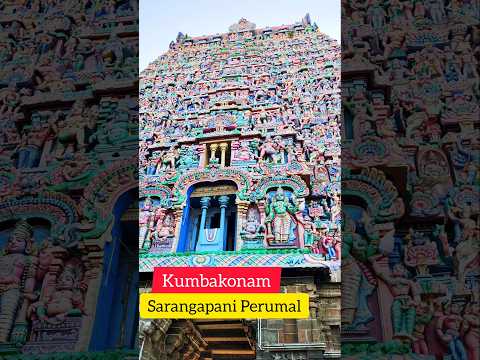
235 200 249 251
257 202 267 247
219 142 228 166
198 143 207 168
209 144 218 164
171 206 185 253
199 196 211 232
218 195 229 236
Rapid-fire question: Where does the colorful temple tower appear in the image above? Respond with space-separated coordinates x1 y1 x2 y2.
139 16 341 359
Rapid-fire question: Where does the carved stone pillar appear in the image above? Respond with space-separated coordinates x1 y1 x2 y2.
199 196 211 232
218 195 229 234
209 143 218 163
198 143 207 168
171 206 185 253
257 202 267 246
236 200 249 250
219 142 228 166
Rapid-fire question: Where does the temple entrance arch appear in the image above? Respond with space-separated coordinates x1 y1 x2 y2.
177 181 238 253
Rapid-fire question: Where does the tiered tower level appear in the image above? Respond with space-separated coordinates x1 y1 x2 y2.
139 17 341 274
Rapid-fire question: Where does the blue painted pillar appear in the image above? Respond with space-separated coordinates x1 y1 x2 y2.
196 196 211 249
199 196 211 232
218 195 229 249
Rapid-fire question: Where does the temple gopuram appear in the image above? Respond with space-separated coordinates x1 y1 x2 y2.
342 0 479 359
139 16 341 360
0 1 138 358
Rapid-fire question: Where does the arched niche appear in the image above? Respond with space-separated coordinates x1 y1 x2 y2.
175 180 240 253
251 174 309 201
79 157 137 243
342 167 405 341
0 192 79 246
171 167 252 206
0 218 51 249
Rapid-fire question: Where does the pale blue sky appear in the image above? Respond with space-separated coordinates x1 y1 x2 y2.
140 0 340 70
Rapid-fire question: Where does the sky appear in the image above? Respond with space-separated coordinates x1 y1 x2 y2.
140 0 340 71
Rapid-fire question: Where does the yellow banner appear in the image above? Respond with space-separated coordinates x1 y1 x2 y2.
140 293 309 319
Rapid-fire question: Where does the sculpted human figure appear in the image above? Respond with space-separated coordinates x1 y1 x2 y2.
241 207 265 240
29 261 85 324
302 215 316 247
15 114 52 168
265 187 298 244
0 220 35 342
235 141 255 161
259 135 283 164
371 256 421 340
341 215 364 320
436 301 468 360
0 83 21 116
52 102 95 157
152 214 175 246
54 152 92 184
412 302 434 355
383 26 406 60
159 147 178 172
140 320 169 360
404 228 439 276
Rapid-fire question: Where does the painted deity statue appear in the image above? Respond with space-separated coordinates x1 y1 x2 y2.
265 187 298 245
151 213 175 247
29 261 85 324
241 207 264 240
446 202 479 292
0 220 35 342
302 215 316 247
259 135 284 164
159 147 178 172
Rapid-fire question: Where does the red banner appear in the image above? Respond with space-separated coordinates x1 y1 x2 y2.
152 267 281 293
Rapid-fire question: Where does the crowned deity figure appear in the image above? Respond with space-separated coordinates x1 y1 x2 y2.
150 213 175 249
0 220 35 342
265 187 299 245
241 206 265 240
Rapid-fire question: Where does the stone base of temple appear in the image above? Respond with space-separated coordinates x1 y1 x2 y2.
22 318 82 354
